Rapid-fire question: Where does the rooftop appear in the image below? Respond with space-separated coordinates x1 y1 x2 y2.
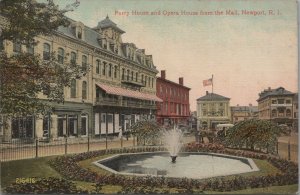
197 92 230 101
257 87 295 102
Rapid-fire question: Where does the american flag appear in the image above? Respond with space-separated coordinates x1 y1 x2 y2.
203 78 212 86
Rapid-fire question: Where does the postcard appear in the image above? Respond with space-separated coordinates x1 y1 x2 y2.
0 0 298 194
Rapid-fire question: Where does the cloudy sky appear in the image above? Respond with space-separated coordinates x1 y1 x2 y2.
55 0 298 111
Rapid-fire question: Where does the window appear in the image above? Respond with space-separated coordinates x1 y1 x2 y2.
82 81 87 100
81 114 88 136
122 68 125 80
286 109 291 117
219 103 223 106
152 78 154 88
96 60 100 74
114 66 118 78
131 71 133 81
68 115 78 136
13 40 22 53
11 117 34 139
101 113 106 123
70 79 76 98
148 77 151 87
278 99 284 104
77 27 82 39
43 43 50 60
57 115 67 137
43 115 50 137
102 62 106 75
57 48 64 64
278 108 284 117
82 55 87 71
108 64 112 77
272 99 277 104
127 69 130 81
107 114 113 123
70 52 76 65
136 72 138 82
141 74 144 84
286 99 291 104
145 76 147 86
26 44 34 54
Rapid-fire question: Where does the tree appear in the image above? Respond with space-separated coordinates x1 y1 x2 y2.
130 120 162 146
224 119 283 153
0 0 88 118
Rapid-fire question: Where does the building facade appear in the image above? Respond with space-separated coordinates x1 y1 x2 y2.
257 87 298 131
197 91 231 130
1 15 162 141
156 70 190 127
230 104 258 124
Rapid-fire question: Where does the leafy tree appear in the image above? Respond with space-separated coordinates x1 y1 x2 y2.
224 119 283 153
0 0 87 118
130 120 162 146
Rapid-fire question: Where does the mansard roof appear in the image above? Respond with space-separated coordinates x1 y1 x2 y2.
197 92 230 101
96 15 125 33
257 87 295 102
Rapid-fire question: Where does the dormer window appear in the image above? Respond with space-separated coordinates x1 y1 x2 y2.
77 27 82 39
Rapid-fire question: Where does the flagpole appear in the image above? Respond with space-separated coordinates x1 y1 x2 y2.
212 74 214 94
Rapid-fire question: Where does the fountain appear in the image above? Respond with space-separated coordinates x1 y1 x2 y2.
163 126 183 163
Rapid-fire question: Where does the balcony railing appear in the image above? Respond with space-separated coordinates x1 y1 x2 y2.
121 77 146 87
95 98 156 109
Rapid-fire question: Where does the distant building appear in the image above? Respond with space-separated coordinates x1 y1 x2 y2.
257 87 298 130
293 94 298 132
231 104 258 124
196 91 231 130
156 70 190 127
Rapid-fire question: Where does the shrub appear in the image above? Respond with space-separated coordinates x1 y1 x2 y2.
4 177 87 194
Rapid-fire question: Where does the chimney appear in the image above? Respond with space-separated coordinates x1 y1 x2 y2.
268 87 271 91
179 77 183 85
206 91 209 95
161 70 166 79
249 103 252 107
237 104 239 106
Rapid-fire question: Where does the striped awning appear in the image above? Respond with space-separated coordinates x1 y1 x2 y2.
96 83 163 102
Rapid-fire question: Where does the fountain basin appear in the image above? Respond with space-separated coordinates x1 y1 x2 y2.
93 152 259 179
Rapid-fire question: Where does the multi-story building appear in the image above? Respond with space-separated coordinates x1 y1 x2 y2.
293 94 298 132
1 15 162 141
230 104 258 124
257 87 297 129
156 70 190 127
196 91 231 130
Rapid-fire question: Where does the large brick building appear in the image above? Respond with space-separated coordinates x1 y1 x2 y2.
257 87 298 131
156 70 190 127
0 15 162 142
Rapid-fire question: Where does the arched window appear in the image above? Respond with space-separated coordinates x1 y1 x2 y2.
102 62 106 75
13 40 21 53
96 60 100 74
151 78 154 88
141 74 144 84
136 72 138 82
82 55 87 71
145 76 147 86
43 43 50 60
108 64 112 77
122 68 125 80
82 81 87 100
58 48 64 64
77 27 82 39
70 79 76 98
131 71 134 81
70 52 76 65
81 114 88 136
127 70 130 81
148 77 150 87
26 44 34 54
114 66 118 78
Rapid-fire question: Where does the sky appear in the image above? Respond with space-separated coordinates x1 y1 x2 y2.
55 0 298 111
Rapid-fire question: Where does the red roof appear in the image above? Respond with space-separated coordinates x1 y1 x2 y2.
97 83 163 102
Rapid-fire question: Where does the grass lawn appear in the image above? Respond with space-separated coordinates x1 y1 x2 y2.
1 156 61 188
1 154 298 194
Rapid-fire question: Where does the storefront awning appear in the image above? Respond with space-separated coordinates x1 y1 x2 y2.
96 83 163 102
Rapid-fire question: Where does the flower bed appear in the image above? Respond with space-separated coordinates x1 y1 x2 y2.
46 144 297 193
4 177 88 194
